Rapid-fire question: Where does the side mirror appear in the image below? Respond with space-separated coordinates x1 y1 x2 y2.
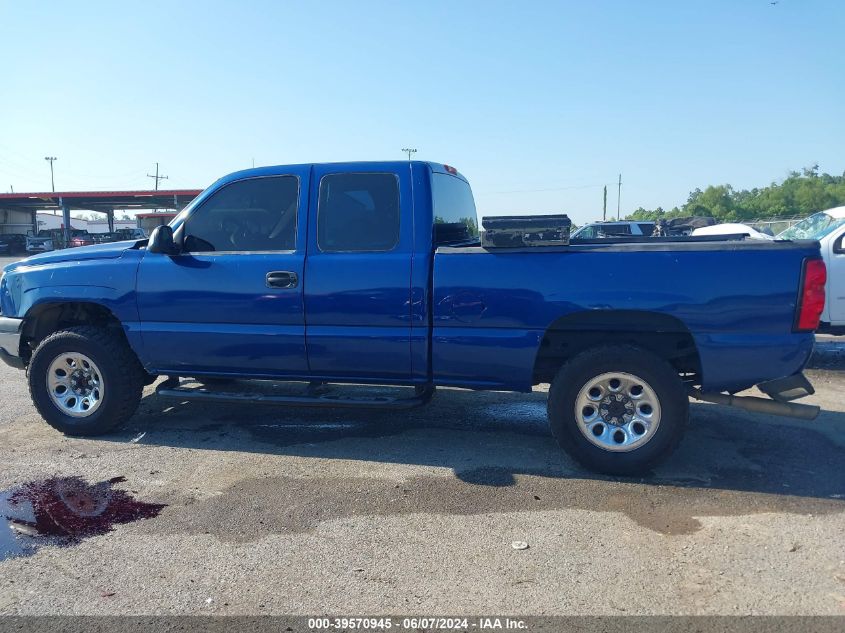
147 225 179 255
834 233 845 255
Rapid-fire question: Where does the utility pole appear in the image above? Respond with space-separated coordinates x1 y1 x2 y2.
616 173 622 220
602 185 607 221
146 162 169 190
401 148 417 161
44 156 57 192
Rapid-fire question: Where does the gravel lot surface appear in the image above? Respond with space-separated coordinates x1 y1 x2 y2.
0 253 843 615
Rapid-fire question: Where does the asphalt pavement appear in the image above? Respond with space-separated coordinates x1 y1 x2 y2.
0 344 843 615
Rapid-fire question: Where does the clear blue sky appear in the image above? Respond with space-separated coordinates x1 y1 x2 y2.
1 0 843 224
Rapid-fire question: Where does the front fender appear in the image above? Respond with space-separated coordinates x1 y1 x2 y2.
3 253 144 362
3 253 141 322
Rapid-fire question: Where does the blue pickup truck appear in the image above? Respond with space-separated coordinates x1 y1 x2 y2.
0 161 828 474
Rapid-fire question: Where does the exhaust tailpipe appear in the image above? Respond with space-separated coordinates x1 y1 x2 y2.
688 387 820 421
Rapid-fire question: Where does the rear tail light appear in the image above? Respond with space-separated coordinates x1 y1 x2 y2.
794 258 826 332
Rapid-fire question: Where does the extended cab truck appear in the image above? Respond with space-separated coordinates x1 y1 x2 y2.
0 161 828 475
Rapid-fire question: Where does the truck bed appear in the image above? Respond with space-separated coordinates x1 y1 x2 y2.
431 239 820 393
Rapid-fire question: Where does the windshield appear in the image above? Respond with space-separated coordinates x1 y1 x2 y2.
777 212 845 240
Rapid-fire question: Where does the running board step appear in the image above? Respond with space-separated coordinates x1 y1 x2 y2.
156 381 435 410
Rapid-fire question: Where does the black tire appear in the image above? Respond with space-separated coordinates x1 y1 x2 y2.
27 326 145 436
547 345 689 476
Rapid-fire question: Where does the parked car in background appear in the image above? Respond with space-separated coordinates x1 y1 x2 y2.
0 234 28 255
26 229 94 253
652 216 717 236
777 206 845 333
68 231 95 248
115 228 147 240
26 230 58 254
571 221 655 239
692 223 775 241
92 233 120 244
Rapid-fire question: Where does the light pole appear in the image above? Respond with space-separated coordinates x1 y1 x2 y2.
401 148 417 161
44 156 57 192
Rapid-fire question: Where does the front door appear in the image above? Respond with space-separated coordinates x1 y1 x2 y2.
303 164 414 380
136 169 309 376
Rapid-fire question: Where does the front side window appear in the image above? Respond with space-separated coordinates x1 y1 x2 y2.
432 173 479 245
318 173 400 252
183 176 299 252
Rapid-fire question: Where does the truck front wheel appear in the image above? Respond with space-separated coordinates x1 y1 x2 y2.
27 326 145 436
547 345 689 476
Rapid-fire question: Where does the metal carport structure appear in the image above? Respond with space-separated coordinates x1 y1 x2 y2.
0 190 202 241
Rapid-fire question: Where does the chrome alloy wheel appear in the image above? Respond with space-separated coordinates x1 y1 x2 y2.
46 352 105 418
575 371 661 452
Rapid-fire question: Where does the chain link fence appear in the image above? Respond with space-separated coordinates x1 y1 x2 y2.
746 216 805 236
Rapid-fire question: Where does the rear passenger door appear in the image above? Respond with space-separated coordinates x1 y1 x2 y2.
304 164 414 380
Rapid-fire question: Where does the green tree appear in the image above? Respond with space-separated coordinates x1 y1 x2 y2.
625 168 845 222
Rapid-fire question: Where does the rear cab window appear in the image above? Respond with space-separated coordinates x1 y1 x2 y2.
431 172 479 245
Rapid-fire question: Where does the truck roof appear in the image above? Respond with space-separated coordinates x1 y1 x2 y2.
213 161 468 188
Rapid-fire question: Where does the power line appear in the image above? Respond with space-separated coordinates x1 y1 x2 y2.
146 162 169 190
476 182 608 196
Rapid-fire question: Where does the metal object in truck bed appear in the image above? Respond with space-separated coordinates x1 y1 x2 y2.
481 214 571 248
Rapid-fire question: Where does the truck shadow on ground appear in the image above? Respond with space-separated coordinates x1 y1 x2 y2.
111 382 845 540
106 379 845 536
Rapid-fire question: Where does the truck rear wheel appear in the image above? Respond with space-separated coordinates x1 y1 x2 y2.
27 326 145 436
547 345 688 476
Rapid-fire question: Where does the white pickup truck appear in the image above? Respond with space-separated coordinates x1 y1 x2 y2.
778 206 845 332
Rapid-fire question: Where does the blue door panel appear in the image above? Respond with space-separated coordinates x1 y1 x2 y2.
139 321 306 375
304 252 413 326
305 325 413 381
432 326 542 391
137 252 307 373
304 163 414 379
